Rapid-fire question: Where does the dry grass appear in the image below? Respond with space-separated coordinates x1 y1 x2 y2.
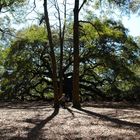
0 101 140 140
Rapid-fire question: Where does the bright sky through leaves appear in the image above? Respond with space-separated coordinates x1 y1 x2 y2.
2 0 140 37
26 0 140 37
122 14 140 37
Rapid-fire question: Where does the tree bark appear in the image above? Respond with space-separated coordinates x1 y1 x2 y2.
44 0 59 108
72 0 81 108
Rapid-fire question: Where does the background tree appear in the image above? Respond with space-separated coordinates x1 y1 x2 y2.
0 0 140 105
1 18 139 102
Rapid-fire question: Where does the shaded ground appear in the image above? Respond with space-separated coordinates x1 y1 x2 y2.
0 101 140 140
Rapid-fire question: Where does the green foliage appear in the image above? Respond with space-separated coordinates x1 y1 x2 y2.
0 0 27 46
79 18 140 101
129 0 140 14
1 17 140 102
0 25 52 100
0 0 26 8
16 25 48 43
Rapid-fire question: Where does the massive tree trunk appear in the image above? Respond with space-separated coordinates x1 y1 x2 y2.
44 0 59 108
72 0 81 108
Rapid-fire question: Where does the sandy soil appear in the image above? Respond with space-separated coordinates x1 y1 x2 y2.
0 101 140 140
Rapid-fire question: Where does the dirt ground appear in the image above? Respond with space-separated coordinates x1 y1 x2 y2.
0 101 140 140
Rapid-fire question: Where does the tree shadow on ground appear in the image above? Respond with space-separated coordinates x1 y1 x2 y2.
76 107 140 130
3 108 59 140
65 107 75 118
26 107 59 140
82 101 140 110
